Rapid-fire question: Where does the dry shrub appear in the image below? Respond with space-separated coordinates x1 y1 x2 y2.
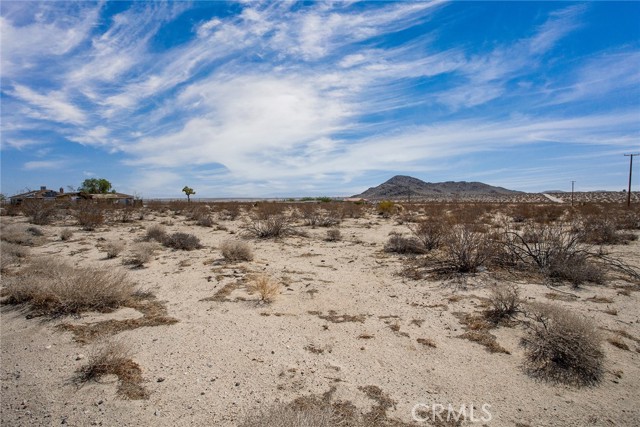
486 284 521 321
0 241 30 272
253 202 286 220
60 229 74 241
1 224 46 246
243 215 295 239
377 200 396 218
103 240 125 259
299 205 341 227
123 242 157 267
325 228 341 242
76 340 148 400
521 303 604 386
220 239 253 262
384 233 424 254
74 201 105 230
248 275 281 303
3 258 135 316
579 215 637 245
21 199 58 225
443 224 495 273
144 224 167 243
163 232 202 250
503 222 604 286
409 219 445 251
341 202 365 219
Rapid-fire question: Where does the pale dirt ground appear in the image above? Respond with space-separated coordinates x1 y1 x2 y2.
1 205 639 427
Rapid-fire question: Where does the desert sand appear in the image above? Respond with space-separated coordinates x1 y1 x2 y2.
1 200 639 427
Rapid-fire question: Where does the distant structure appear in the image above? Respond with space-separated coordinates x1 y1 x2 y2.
9 186 137 206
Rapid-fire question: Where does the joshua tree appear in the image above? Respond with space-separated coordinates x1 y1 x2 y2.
182 186 195 202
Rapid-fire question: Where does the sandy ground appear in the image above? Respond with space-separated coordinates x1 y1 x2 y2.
1 205 639 427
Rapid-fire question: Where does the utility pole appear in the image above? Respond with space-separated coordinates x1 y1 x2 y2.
624 154 639 207
571 181 575 206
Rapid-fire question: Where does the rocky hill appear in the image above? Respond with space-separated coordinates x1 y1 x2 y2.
353 175 521 199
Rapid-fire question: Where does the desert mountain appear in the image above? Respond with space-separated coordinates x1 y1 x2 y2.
353 175 521 199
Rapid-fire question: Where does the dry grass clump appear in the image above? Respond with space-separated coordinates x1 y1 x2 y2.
103 240 125 259
325 228 341 242
1 224 46 246
0 241 30 272
2 258 135 316
60 229 74 241
384 233 424 254
75 340 148 400
163 232 202 250
248 275 281 303
144 224 167 242
243 215 295 239
220 239 254 262
486 283 521 322
123 242 157 267
21 199 58 225
521 303 604 386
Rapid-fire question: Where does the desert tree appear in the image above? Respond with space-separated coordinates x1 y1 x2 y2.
182 186 195 202
79 178 114 194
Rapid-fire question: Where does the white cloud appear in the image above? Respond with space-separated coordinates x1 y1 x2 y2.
23 159 69 171
10 85 86 125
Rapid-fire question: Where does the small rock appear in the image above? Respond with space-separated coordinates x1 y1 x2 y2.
157 378 165 383
75 354 85 361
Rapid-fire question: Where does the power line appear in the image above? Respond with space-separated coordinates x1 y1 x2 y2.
624 153 639 208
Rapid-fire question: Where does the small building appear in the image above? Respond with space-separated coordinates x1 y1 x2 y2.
78 192 137 205
10 186 61 205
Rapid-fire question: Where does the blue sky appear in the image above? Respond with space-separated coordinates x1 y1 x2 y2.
1 1 639 198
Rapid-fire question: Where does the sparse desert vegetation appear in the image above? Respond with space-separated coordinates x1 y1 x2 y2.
1 197 639 426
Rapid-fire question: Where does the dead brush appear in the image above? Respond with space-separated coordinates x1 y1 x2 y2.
521 303 604 386
409 218 446 251
21 199 58 225
2 258 136 316
102 240 125 259
443 224 495 273
75 340 149 400
0 241 30 272
384 232 424 254
123 242 158 267
482 283 521 325
579 215 637 245
74 201 105 230
220 239 254 262
1 224 46 246
163 232 202 250
247 274 281 303
242 215 295 239
144 224 167 243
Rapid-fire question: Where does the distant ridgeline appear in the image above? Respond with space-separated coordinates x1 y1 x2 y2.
352 175 522 201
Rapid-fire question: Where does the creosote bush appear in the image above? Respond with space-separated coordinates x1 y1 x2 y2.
521 303 604 386
3 258 136 316
220 239 254 262
243 215 295 239
443 225 495 273
409 219 445 251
